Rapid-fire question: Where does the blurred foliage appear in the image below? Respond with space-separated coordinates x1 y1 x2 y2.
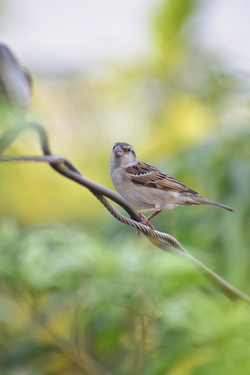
152 0 198 72
0 220 250 375
1 0 250 373
0 0 247 226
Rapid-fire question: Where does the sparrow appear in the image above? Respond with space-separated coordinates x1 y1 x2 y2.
109 142 233 225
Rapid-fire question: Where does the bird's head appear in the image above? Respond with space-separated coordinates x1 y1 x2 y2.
110 142 137 169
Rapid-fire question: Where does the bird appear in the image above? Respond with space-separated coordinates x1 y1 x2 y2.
109 142 233 226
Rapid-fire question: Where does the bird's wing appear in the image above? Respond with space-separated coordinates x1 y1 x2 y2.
125 162 198 194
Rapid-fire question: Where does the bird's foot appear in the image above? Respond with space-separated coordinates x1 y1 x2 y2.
138 209 162 232
138 213 155 232
129 214 154 236
130 210 162 236
136 228 141 237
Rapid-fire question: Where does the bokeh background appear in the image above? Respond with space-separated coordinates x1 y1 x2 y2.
0 0 250 374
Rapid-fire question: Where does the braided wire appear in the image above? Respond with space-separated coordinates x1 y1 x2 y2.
1 127 250 302
94 194 189 254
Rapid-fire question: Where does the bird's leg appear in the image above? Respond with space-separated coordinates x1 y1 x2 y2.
129 216 145 237
137 208 158 215
146 209 162 222
137 209 162 232
137 209 162 222
138 213 155 231
131 209 162 236
129 211 155 236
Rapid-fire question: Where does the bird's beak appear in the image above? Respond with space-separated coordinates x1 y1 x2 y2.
114 145 124 156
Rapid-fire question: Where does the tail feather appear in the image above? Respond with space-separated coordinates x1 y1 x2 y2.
195 196 234 212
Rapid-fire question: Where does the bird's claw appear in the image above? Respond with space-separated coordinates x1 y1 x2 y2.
130 215 155 237
139 213 155 232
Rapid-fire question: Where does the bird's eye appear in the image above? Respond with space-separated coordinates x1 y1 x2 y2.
127 147 131 152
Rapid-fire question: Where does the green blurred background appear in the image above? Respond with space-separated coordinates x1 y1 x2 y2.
0 0 250 374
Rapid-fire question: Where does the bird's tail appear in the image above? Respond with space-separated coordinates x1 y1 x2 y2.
194 196 234 212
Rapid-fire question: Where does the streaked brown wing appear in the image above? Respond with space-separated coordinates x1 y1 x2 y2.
126 162 198 194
